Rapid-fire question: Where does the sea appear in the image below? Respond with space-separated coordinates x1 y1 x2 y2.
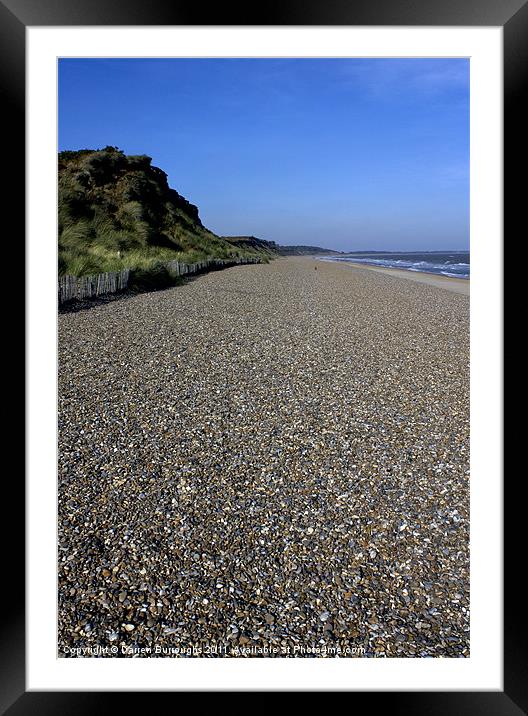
323 251 470 279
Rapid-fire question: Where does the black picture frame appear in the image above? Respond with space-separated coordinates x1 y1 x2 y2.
5 0 519 710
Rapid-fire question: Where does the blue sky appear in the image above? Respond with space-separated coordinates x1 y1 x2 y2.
59 58 469 251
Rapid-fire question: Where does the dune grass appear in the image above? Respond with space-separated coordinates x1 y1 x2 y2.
58 147 273 283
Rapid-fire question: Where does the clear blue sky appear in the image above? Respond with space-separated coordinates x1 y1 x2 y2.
59 58 469 251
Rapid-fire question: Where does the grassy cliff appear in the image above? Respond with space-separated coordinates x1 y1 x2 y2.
58 147 275 277
222 237 342 257
275 245 343 256
222 236 280 258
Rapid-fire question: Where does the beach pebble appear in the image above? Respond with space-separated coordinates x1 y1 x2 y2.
58 258 469 658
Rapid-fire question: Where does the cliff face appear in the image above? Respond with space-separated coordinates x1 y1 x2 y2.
223 237 341 257
276 245 343 256
58 147 270 276
222 235 279 257
58 147 341 278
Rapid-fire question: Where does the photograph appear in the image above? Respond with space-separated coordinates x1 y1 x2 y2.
57 57 471 660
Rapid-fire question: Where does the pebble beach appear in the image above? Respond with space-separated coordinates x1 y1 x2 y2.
58 257 470 658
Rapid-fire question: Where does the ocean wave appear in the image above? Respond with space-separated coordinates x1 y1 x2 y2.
324 252 470 279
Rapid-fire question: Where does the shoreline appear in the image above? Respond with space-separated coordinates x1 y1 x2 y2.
317 259 470 295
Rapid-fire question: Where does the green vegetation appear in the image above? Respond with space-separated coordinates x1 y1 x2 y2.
274 245 343 256
223 236 342 257
222 236 278 261
58 147 276 278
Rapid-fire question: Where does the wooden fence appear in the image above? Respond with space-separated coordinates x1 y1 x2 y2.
58 269 130 304
58 256 261 305
164 256 260 277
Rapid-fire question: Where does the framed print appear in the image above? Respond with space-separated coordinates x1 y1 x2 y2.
4 0 521 710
